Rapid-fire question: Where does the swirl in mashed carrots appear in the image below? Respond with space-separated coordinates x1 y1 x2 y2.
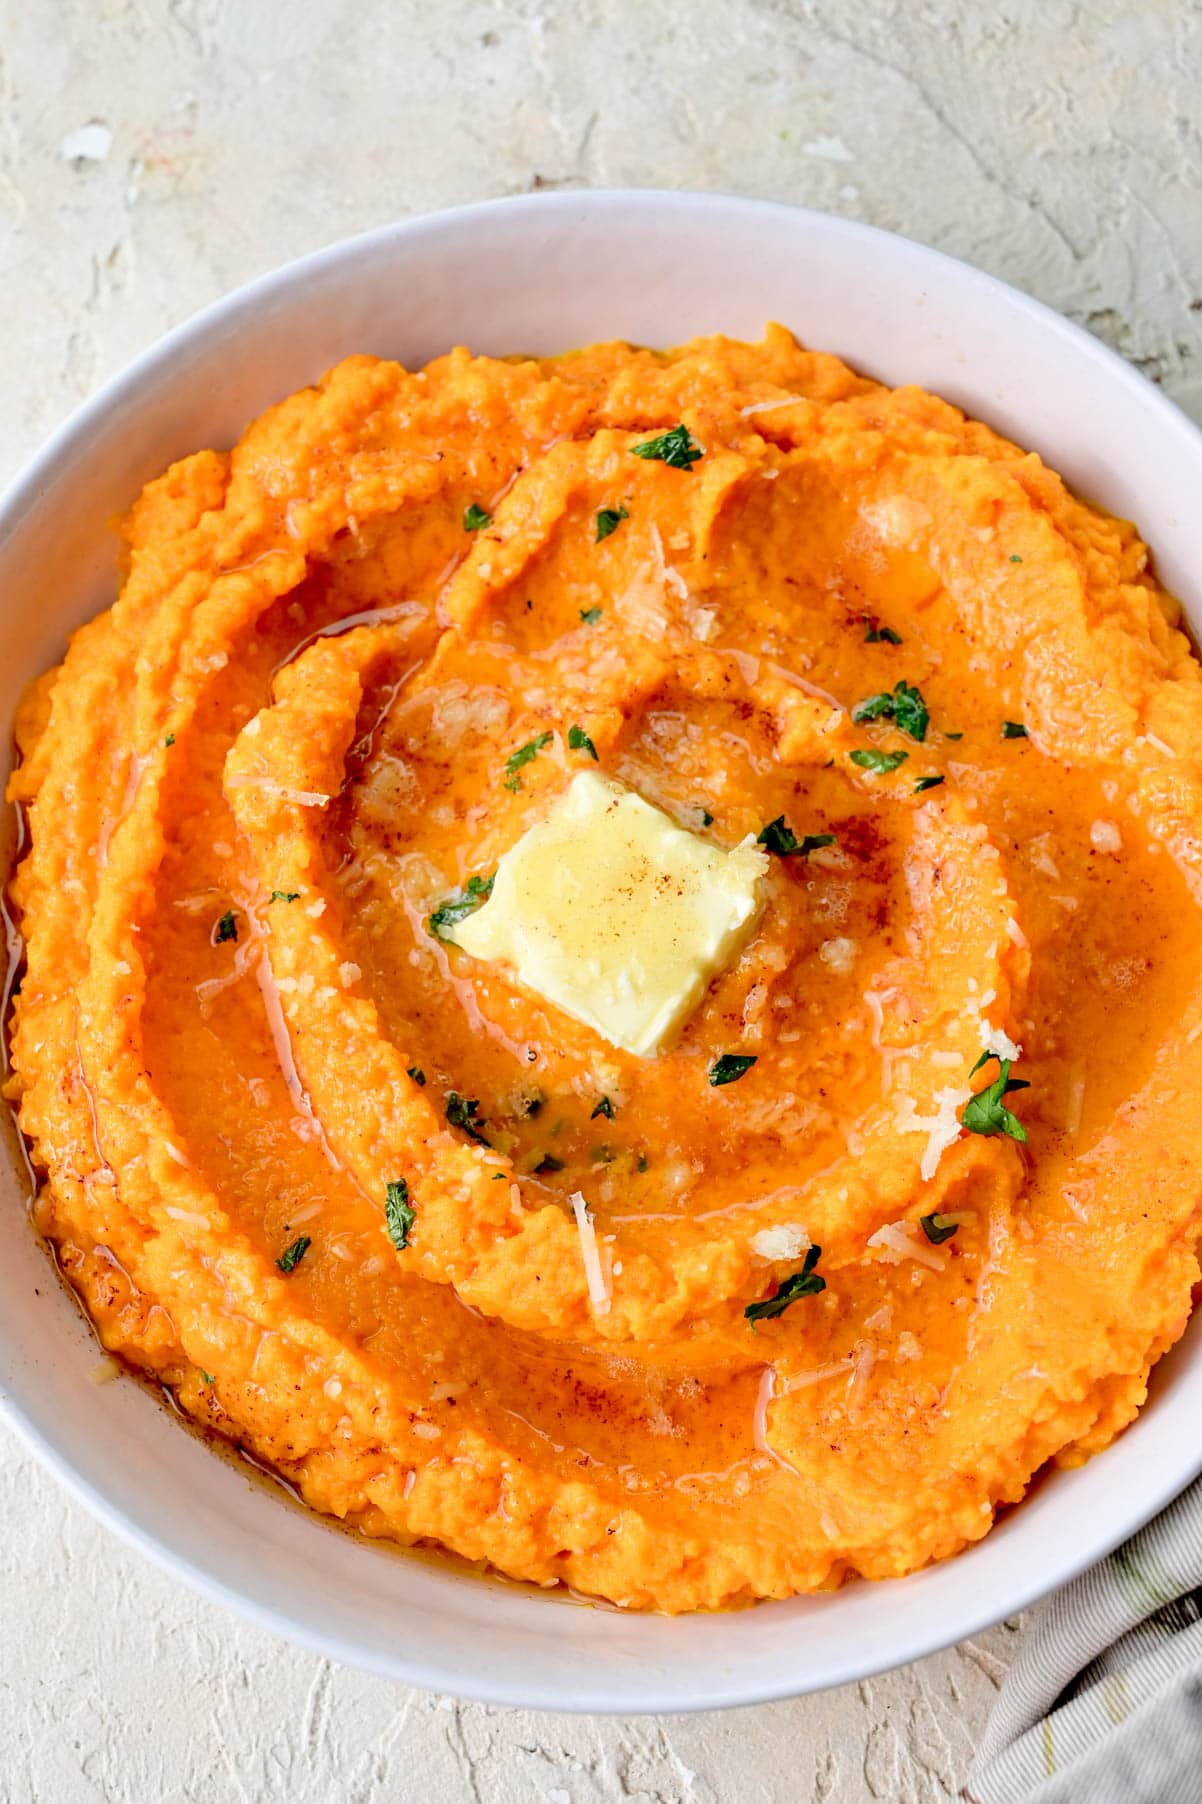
8 327 1202 1612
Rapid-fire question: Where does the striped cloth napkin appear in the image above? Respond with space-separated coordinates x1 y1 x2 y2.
965 1474 1202 1801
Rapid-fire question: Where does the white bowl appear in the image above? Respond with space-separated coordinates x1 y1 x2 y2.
3 192 1202 1713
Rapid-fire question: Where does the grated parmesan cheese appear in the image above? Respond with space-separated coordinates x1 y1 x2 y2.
893 1085 973 1181
978 1020 1021 1062
163 1206 211 1229
226 775 331 808
784 1357 856 1391
867 1220 947 1272
570 1190 612 1315
739 394 805 417
1090 819 1122 854
1065 1064 1086 1135
846 1341 876 1414
819 936 856 975
1029 840 1059 878
750 1222 810 1261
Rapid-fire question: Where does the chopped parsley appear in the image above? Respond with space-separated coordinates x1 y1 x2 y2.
568 724 598 761
595 504 629 542
1001 721 1028 739
744 1244 826 1325
446 1092 490 1145
1009 554 1023 563
164 732 176 747
914 775 945 793
864 621 903 644
200 1371 215 1384
428 873 494 940
920 1212 959 1245
850 748 908 774
503 730 553 792
962 1054 1030 1143
463 502 491 531
945 731 963 741
852 679 930 742
385 1178 415 1250
709 1053 757 1087
276 1235 311 1274
215 909 238 944
700 809 714 827
407 1065 426 1087
756 816 836 858
579 606 603 625
533 1153 564 1174
270 889 300 903
629 423 703 470
591 1095 615 1121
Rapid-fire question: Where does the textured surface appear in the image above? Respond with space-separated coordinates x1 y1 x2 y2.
1 1 1200 1798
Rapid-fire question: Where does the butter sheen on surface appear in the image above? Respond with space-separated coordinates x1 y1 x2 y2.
449 771 768 1056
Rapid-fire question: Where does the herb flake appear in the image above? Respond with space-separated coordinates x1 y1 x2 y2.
270 889 300 903
756 815 836 858
446 1092 490 1146
463 502 491 531
428 873 494 940
568 724 598 761
215 909 238 944
914 775 945 793
385 1178 415 1250
591 1095 615 1121
503 730 553 792
864 621 903 644
629 423 703 470
709 1053 757 1087
1001 721 1028 739
920 1212 959 1245
407 1065 426 1086
276 1235 311 1274
962 1055 1030 1143
579 606 603 625
850 748 908 774
852 679 930 742
595 504 629 542
745 1244 826 1325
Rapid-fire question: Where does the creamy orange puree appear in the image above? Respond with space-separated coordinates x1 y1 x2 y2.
9 328 1202 1613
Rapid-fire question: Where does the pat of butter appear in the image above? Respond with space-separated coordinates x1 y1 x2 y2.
449 771 767 1056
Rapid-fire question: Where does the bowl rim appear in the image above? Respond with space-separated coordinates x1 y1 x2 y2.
3 188 1202 1711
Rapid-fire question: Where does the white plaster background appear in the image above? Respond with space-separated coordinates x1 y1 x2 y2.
1 2 1199 1799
